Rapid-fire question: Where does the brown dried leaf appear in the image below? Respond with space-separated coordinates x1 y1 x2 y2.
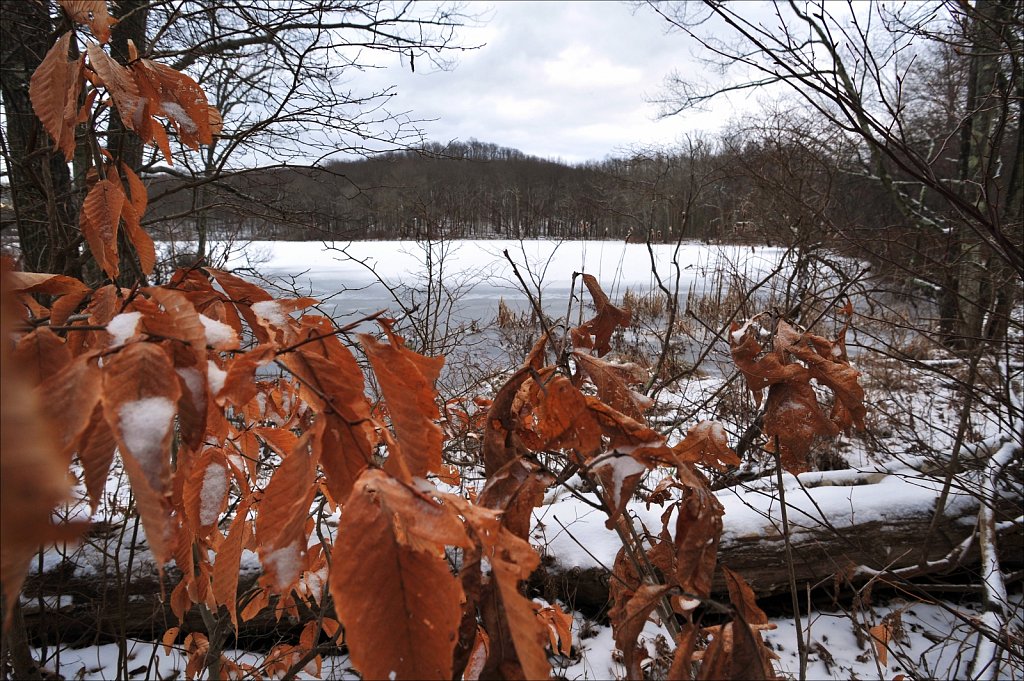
212 502 249 635
482 366 532 476
121 164 148 216
15 327 72 385
28 31 82 160
256 427 318 592
37 354 102 458
359 327 445 480
869 622 890 667
330 470 464 680
86 42 142 132
722 566 768 626
513 373 602 457
81 178 125 280
77 403 117 513
610 583 671 680
672 476 725 599
121 201 155 276
673 420 740 472
573 351 652 421
5 271 89 296
535 603 573 656
573 274 631 356
764 380 839 474
0 285 77 622
59 0 116 43
478 458 554 540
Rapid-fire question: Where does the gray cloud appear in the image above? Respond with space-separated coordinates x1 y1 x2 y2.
346 1 752 163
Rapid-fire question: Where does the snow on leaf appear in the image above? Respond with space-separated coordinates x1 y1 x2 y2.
206 360 227 397
262 542 304 592
106 311 142 346
117 397 176 489
199 459 228 527
592 452 647 528
102 342 180 566
129 59 215 149
199 313 239 349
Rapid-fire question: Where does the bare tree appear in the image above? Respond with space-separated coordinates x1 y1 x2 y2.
1 0 477 281
646 0 1022 347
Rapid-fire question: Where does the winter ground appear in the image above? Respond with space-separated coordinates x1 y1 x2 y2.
23 239 1024 679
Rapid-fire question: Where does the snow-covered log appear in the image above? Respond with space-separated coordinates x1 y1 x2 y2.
530 437 1023 612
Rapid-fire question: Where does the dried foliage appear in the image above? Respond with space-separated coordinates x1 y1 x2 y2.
0 4 873 679
730 313 865 473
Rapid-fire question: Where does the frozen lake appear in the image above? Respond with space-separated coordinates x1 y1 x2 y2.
220 239 790 327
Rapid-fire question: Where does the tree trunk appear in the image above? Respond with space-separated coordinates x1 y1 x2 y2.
0 1 81 279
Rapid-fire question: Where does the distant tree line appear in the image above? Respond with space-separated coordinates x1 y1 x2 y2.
139 134 908 247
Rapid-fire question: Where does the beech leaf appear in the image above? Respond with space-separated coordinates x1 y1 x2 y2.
330 470 464 680
80 179 125 280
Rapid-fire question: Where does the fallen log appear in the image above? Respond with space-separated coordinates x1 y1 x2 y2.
529 457 1023 615
20 451 1024 643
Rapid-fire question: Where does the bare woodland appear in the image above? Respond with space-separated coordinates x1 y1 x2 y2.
0 1 1022 680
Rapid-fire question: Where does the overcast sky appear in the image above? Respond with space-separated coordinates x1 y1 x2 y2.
349 1 761 164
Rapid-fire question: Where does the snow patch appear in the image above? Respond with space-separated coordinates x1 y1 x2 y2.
207 360 227 397
252 300 286 326
107 312 142 346
199 462 228 526
118 397 175 488
263 543 304 590
161 101 197 134
199 314 238 348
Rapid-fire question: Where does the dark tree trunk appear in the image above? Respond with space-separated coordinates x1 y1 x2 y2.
109 0 151 287
0 1 81 278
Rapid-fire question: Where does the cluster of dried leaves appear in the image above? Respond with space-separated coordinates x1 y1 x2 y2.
729 309 865 473
1 3 866 679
